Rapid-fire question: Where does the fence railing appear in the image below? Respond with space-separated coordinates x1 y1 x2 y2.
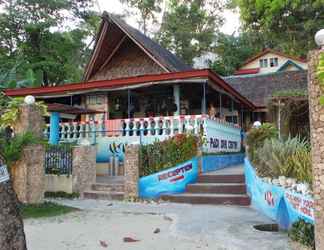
44 145 73 175
43 114 241 144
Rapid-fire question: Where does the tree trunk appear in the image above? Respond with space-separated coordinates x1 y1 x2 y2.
0 155 27 250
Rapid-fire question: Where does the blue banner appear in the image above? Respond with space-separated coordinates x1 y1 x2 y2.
139 158 199 199
244 158 314 229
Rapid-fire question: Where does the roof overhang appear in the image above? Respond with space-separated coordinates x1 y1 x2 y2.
4 69 256 110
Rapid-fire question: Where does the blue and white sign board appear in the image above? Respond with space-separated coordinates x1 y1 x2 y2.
244 158 314 229
0 165 9 183
139 158 199 199
203 119 242 153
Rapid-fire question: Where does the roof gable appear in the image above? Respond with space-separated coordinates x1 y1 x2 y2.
277 60 304 72
84 12 191 81
240 49 306 69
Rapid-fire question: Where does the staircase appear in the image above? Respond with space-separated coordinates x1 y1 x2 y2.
161 165 250 206
83 176 125 200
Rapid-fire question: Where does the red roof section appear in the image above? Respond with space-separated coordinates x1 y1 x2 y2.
234 68 260 75
4 69 256 109
241 48 307 68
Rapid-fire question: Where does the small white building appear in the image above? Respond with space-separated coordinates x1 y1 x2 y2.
234 49 307 76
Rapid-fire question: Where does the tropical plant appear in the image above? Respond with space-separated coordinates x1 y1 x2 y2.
289 219 315 249
0 132 41 168
245 123 278 162
140 134 199 176
317 53 324 106
253 137 312 183
0 97 47 129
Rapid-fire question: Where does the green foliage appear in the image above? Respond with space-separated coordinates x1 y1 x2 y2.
140 134 199 176
253 137 312 183
0 0 95 85
234 0 324 57
156 0 224 65
20 201 78 219
0 97 47 129
245 123 278 162
210 32 265 76
44 191 80 199
120 0 163 35
317 53 324 106
0 132 42 167
289 219 315 249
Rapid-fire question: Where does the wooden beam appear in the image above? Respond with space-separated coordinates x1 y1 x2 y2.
98 35 127 73
84 22 109 81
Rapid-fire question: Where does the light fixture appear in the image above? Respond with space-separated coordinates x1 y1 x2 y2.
315 29 324 49
253 121 262 128
24 95 35 105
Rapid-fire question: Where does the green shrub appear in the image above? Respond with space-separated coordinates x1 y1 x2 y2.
246 123 278 161
289 219 315 249
253 137 312 183
140 134 199 177
0 132 42 167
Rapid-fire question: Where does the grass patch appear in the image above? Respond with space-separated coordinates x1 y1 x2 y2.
44 191 80 199
20 201 78 219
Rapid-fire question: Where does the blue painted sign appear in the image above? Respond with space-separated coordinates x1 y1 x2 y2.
244 158 314 229
139 158 199 199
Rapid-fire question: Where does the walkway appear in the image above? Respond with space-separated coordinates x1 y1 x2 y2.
24 199 290 250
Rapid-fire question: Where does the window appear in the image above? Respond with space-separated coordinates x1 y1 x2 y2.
270 57 279 67
259 58 268 68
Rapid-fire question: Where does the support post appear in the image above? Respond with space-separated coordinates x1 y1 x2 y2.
202 81 207 115
49 112 60 145
127 89 131 118
173 85 180 115
308 50 324 249
219 93 222 118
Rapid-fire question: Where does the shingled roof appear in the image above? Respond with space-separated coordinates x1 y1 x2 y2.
224 70 308 108
84 12 191 81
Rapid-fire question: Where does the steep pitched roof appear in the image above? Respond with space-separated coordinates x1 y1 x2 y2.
240 48 306 69
224 70 308 108
84 12 191 81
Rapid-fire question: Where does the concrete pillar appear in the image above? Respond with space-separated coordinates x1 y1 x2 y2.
49 112 60 145
72 145 96 196
11 145 45 204
308 50 324 249
173 85 180 115
201 82 207 115
124 145 139 198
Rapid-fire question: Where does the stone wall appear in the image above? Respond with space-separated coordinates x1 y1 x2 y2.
11 145 45 204
308 50 324 249
13 104 44 138
72 145 96 196
124 145 139 198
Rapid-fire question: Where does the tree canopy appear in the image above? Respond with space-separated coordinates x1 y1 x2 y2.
234 0 324 57
156 0 225 66
0 0 98 87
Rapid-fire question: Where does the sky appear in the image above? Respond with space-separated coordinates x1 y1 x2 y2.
95 0 241 35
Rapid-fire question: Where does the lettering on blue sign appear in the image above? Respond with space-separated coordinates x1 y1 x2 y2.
209 138 238 150
158 163 193 182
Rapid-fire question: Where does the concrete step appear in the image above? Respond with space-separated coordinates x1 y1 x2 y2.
161 193 250 206
197 174 245 184
83 190 124 200
92 183 125 192
186 183 246 194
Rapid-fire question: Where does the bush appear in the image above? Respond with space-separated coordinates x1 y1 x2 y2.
246 123 278 162
140 134 199 177
253 137 312 183
289 219 315 249
0 132 42 167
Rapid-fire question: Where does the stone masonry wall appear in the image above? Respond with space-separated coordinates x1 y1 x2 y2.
308 50 324 249
72 145 96 196
11 145 45 204
13 104 44 138
124 145 139 198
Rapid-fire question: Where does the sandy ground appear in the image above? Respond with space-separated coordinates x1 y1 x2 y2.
24 199 290 250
